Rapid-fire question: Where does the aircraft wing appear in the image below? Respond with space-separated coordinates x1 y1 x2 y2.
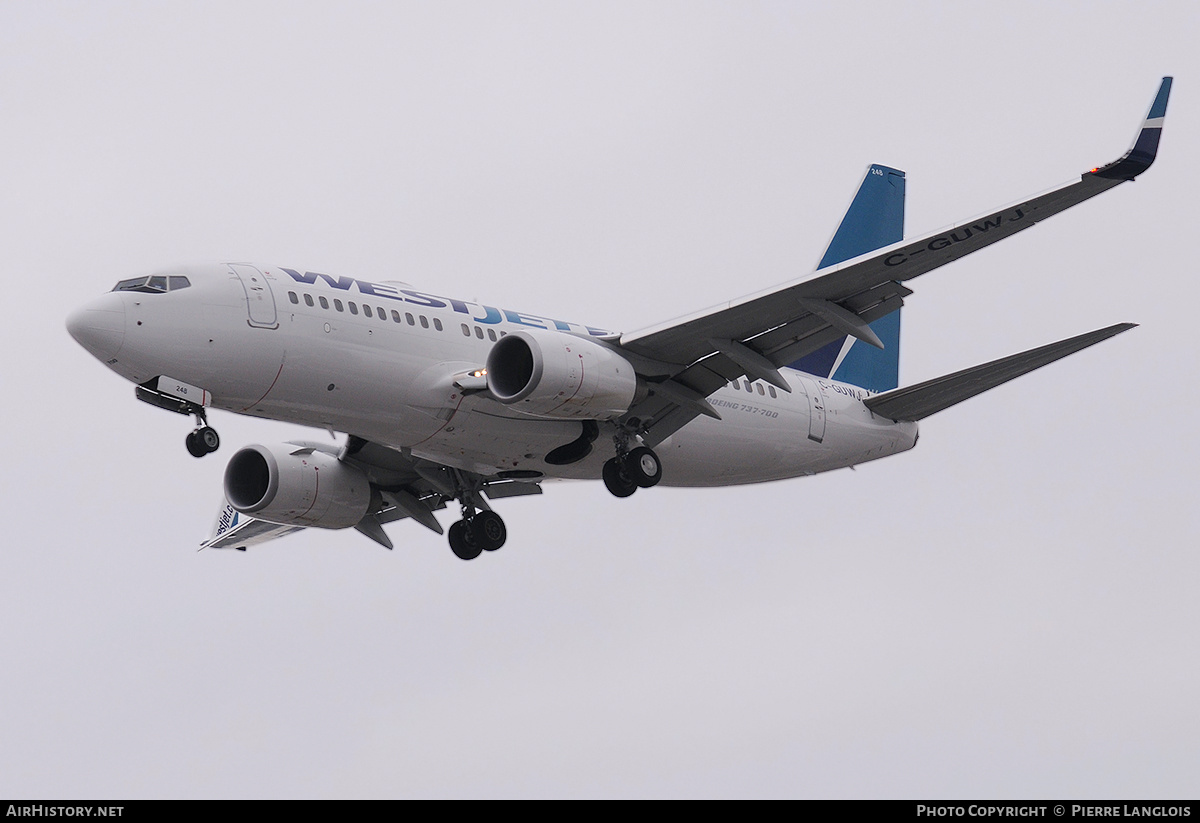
616 77 1171 446
200 436 541 551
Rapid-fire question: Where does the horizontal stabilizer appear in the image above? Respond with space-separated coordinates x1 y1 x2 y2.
864 323 1135 422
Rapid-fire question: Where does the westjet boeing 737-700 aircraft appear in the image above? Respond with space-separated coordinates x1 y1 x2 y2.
66 78 1171 560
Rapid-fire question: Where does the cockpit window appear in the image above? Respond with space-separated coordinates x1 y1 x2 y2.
113 277 160 293
112 275 191 294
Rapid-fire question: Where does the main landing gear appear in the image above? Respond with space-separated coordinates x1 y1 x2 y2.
446 478 507 561
602 443 662 498
447 509 507 561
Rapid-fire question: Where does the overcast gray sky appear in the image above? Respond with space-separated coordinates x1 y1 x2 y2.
3 0 1198 799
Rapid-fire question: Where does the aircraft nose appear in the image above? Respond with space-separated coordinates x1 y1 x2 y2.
66 292 126 361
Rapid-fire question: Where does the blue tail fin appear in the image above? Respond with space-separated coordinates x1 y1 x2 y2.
790 164 905 392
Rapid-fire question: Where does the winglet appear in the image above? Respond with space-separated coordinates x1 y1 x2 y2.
1091 77 1172 181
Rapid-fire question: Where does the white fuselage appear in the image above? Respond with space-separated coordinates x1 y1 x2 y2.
68 262 918 485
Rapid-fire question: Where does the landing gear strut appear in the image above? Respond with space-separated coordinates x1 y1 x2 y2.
446 482 507 560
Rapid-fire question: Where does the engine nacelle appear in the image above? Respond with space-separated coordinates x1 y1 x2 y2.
223 443 372 529
486 329 639 420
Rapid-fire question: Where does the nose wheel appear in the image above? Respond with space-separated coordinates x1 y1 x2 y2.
185 426 220 457
185 406 219 458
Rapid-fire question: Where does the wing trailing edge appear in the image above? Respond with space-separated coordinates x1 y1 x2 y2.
863 323 1135 422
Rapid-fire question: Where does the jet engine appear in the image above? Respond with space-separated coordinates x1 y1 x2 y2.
486 330 640 420
223 443 372 529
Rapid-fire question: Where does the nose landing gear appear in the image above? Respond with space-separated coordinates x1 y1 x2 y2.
134 379 221 458
185 425 220 457
183 406 220 458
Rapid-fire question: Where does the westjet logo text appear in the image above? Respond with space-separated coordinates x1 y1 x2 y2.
279 269 614 338
214 505 238 536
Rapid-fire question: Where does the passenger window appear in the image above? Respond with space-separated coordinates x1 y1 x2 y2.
363 305 372 318
391 310 401 322
304 294 314 307
434 318 443 331
289 292 299 304
475 326 484 339
743 380 752 391
461 324 471 336
319 296 329 309
768 386 777 398
377 306 386 320
756 384 765 395
487 329 496 341
334 299 344 312
349 302 358 315
420 316 429 329
406 313 415 325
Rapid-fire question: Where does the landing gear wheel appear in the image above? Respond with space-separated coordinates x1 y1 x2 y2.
624 446 662 488
186 426 220 457
197 426 220 453
603 458 638 498
474 510 507 551
448 520 482 561
185 431 206 458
